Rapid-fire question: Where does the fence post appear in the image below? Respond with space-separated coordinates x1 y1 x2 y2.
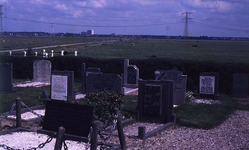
91 121 100 150
115 108 127 150
16 97 21 128
54 126 65 150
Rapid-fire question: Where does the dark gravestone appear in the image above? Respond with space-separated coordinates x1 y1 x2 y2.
43 100 93 137
51 71 74 101
0 63 13 92
233 73 248 98
81 63 102 94
155 68 187 105
199 72 219 99
86 74 122 93
137 80 175 123
127 66 137 84
123 59 139 88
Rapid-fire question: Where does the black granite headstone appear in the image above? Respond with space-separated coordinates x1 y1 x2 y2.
0 63 13 92
127 66 137 84
233 73 248 98
43 100 93 137
137 80 175 123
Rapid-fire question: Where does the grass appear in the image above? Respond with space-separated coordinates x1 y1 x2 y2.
1 37 249 64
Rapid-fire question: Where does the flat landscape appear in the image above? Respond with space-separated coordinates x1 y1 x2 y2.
1 37 249 64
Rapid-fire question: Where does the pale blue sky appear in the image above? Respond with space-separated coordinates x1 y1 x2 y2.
1 0 249 37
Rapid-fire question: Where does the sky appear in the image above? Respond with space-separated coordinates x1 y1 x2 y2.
0 0 249 37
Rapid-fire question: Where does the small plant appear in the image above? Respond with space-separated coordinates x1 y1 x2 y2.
81 91 124 122
185 91 195 102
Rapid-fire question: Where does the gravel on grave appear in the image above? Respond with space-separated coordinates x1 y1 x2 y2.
1 110 249 149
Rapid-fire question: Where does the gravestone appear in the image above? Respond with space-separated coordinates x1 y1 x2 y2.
51 71 74 101
199 72 219 99
233 73 248 98
86 73 122 93
81 63 122 94
0 63 13 92
123 59 139 88
43 100 93 137
81 63 102 94
33 60 51 83
155 68 187 105
137 80 175 123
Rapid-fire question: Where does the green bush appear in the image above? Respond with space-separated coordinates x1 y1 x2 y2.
80 91 125 122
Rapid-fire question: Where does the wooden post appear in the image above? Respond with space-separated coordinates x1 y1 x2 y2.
91 121 100 150
115 108 127 150
16 97 21 128
54 126 65 150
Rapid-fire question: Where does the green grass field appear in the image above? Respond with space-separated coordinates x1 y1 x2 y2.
1 37 249 65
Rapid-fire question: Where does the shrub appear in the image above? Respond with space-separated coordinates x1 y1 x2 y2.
81 91 125 122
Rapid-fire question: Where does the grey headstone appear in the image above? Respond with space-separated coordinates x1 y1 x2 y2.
155 68 187 105
233 73 248 98
33 60 51 83
0 63 13 92
137 80 175 123
86 73 122 93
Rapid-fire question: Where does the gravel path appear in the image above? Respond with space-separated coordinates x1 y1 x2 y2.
0 110 248 149
106 110 249 149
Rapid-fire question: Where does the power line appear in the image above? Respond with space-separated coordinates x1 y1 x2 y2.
182 12 192 37
4 16 180 28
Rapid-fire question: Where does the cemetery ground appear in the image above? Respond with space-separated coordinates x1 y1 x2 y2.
0 81 248 149
0 82 248 129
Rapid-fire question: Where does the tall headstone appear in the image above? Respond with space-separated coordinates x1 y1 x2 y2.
199 72 219 99
233 73 248 98
0 63 13 92
137 80 175 123
51 71 74 101
33 60 51 83
155 68 187 105
123 59 139 88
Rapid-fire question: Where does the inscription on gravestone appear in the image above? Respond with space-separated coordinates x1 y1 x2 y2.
51 75 68 101
155 68 187 105
137 80 175 123
86 74 122 93
143 85 162 116
199 76 215 94
51 71 74 101
43 101 93 137
199 72 219 99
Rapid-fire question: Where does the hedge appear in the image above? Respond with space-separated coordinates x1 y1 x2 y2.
1 55 248 95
